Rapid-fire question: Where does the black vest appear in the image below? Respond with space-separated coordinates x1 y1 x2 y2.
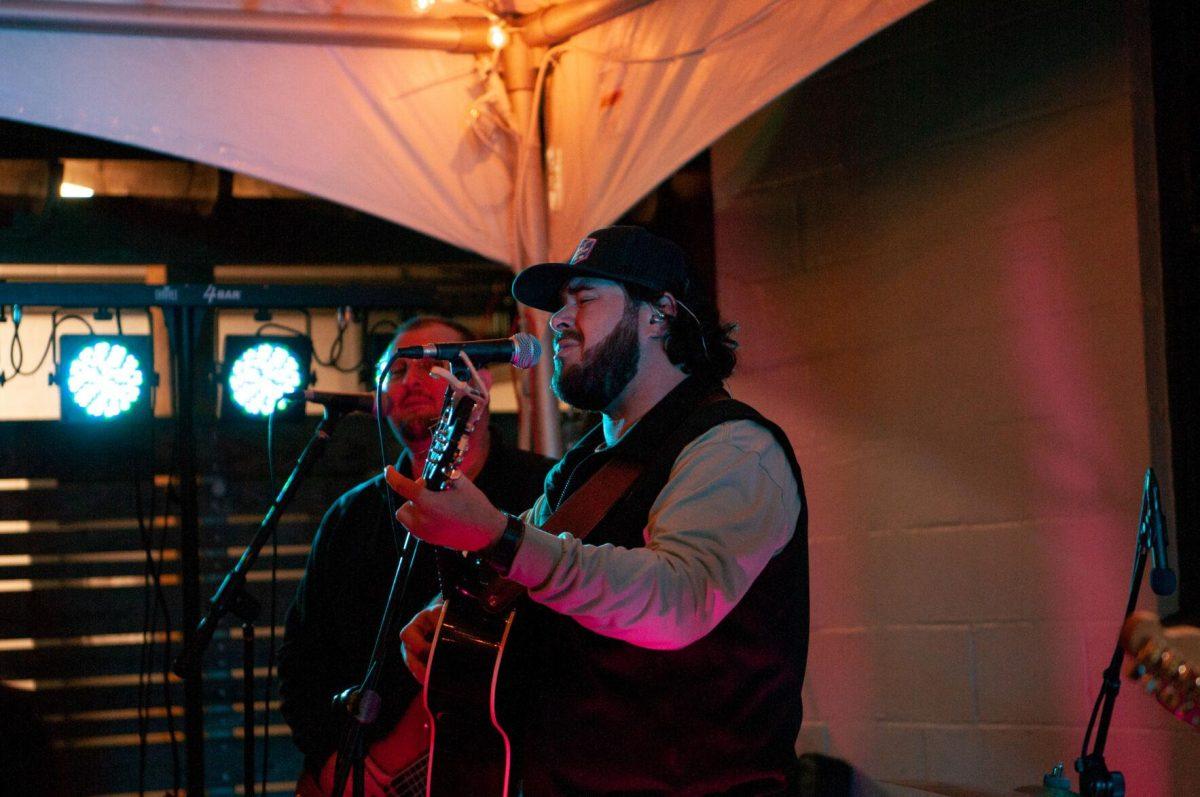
515 376 809 796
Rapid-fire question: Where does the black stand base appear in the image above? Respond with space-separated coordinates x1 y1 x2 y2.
1075 754 1124 797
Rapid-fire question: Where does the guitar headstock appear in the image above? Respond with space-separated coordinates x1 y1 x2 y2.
421 357 489 492
1120 610 1200 730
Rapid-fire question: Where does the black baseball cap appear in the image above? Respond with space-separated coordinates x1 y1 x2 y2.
511 226 691 312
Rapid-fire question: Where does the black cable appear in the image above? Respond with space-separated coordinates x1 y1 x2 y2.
375 354 394 477
368 318 400 336
8 311 25 374
135 449 152 797
110 307 158 793
157 421 182 796
263 311 365 374
260 405 280 795
144 308 181 795
157 311 186 796
131 368 182 795
268 405 278 498
375 349 407 556
48 312 96 371
132 393 163 796
261 505 279 797
254 322 306 339
319 326 365 373
311 315 345 368
2 302 127 385
362 318 401 384
9 311 95 380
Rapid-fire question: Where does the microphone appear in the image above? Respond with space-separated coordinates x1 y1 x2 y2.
1145 469 1177 596
389 333 541 369
288 389 376 415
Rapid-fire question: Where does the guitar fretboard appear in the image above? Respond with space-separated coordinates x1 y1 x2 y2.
385 754 428 797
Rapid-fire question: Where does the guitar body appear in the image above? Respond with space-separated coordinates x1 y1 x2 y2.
295 696 431 797
423 594 517 797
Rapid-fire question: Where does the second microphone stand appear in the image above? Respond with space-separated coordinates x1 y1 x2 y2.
173 405 352 797
1074 468 1173 796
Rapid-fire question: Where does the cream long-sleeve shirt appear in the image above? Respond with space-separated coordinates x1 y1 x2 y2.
508 419 802 650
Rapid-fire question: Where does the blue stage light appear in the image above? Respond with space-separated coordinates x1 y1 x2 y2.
221 335 312 420
57 335 154 423
228 342 303 416
67 341 144 418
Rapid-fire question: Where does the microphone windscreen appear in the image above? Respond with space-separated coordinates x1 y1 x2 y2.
1150 567 1177 597
511 333 542 369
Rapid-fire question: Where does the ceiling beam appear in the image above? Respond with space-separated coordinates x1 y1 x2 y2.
0 0 493 52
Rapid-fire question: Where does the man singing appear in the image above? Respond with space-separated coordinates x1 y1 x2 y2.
388 226 808 795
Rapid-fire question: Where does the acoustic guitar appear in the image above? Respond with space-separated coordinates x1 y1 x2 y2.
420 369 518 796
295 696 430 797
296 363 505 796
1120 610 1200 730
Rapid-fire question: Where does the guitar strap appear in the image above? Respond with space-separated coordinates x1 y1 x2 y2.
540 390 732 541
482 392 731 611
541 456 644 539
480 454 644 611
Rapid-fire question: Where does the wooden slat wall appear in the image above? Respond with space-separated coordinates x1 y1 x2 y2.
0 417 389 795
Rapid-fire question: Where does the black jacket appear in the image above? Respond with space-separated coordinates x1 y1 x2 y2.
518 377 808 795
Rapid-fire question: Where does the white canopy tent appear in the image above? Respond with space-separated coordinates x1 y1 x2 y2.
0 0 929 450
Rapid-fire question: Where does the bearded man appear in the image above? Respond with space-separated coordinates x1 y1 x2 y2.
388 226 808 795
278 316 553 786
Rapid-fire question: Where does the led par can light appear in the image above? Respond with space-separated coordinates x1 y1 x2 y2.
220 335 313 420
57 335 154 423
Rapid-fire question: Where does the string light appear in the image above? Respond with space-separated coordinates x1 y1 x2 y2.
487 22 510 50
411 0 435 12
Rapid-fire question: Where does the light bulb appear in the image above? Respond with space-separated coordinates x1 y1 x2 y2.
487 23 510 50
59 182 95 198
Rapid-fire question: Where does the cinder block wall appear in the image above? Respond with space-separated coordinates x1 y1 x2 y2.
710 1 1198 793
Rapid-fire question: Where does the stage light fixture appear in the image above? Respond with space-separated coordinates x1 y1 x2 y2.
57 335 154 422
220 335 312 420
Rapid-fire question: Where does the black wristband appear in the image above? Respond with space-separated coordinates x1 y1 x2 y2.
482 513 526 576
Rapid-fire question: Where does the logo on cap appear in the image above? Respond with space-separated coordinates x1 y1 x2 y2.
569 237 597 264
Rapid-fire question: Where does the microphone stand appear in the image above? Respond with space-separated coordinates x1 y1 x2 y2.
327 362 471 797
327 531 423 797
1074 468 1167 796
172 406 352 797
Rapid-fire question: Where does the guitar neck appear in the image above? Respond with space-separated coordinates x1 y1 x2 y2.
385 754 428 797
